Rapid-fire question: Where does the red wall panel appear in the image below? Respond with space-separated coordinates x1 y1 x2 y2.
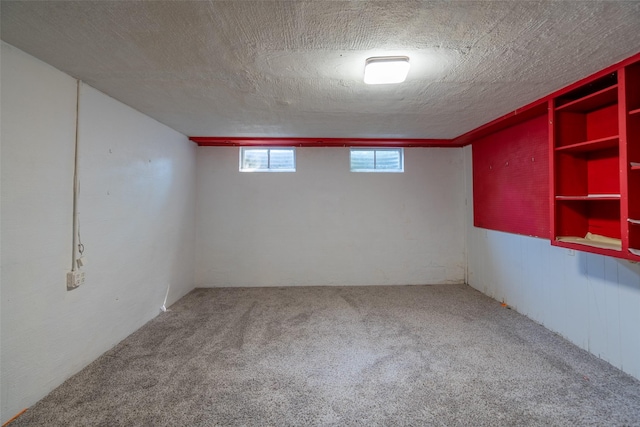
473 114 550 238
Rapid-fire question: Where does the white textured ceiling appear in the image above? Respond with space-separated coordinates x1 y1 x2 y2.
2 1 640 140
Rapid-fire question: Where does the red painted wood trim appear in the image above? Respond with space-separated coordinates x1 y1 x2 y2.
619 63 630 252
190 52 640 149
456 50 640 147
551 239 640 261
551 240 620 256
548 99 556 241
555 195 621 201
190 136 457 148
548 51 640 103
453 101 548 147
554 135 619 153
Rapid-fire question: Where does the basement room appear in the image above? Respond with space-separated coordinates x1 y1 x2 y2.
1 1 640 425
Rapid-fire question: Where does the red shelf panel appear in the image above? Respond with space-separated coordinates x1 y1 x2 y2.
555 135 619 152
555 195 620 200
462 52 640 262
556 85 618 113
473 115 549 238
552 239 622 256
629 222 640 258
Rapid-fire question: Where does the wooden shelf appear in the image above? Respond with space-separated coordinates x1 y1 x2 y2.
551 67 627 259
556 195 620 201
553 241 624 259
555 85 618 113
556 236 622 251
555 135 619 152
542 54 640 261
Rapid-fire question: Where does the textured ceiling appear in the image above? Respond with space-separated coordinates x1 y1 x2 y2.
2 1 640 139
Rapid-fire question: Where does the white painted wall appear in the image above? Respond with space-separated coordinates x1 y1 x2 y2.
464 145 640 380
0 42 197 422
195 146 465 287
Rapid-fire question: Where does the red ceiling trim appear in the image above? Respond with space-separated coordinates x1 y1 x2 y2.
190 137 458 148
451 101 548 147
453 50 640 146
191 51 640 148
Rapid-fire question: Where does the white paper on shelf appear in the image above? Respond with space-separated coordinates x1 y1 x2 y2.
587 194 620 198
629 218 640 224
629 248 640 256
631 162 640 167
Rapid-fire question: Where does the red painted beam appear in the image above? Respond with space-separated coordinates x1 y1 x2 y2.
189 136 458 148
191 51 640 149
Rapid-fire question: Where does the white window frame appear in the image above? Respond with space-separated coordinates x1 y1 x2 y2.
350 147 404 173
239 147 296 172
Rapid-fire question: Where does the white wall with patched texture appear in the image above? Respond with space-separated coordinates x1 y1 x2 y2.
195 146 465 287
0 42 197 422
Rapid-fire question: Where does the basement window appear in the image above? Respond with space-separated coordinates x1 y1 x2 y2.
240 147 296 172
350 148 404 172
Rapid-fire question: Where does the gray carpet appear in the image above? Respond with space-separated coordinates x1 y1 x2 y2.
11 284 640 426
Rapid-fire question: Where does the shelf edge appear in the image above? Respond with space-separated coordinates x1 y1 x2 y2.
555 135 619 151
556 195 621 200
555 84 618 112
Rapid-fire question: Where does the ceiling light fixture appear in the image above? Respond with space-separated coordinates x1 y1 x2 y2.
364 56 410 85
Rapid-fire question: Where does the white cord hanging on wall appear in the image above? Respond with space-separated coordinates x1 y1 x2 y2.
67 80 85 290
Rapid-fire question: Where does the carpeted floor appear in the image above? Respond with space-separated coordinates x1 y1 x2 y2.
11 284 640 426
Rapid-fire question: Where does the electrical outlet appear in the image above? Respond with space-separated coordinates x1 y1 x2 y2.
67 270 85 289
